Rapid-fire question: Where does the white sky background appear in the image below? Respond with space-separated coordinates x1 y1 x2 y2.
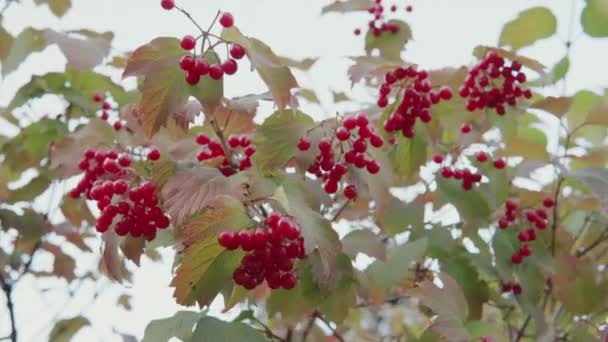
0 0 607 341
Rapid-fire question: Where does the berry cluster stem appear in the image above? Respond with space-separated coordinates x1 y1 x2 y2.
208 116 235 167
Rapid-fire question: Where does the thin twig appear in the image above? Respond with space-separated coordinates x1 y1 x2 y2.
174 6 206 36
316 313 344 342
249 316 285 342
0 275 17 342
301 313 317 342
576 230 608 257
330 199 351 222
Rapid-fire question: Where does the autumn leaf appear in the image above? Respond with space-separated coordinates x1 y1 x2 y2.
499 7 557 51
190 316 266 342
321 0 374 13
44 29 112 70
365 20 412 62
1 27 46 77
222 27 298 109
341 229 387 260
123 37 223 136
34 0 72 17
142 311 203 342
100 231 129 282
160 166 246 226
49 316 89 342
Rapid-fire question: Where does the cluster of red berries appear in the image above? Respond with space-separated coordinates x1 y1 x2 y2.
92 92 128 132
298 113 383 197
497 198 554 265
501 281 522 296
355 0 412 36
438 165 483 191
195 133 255 176
176 13 244 85
459 52 533 115
69 148 170 240
380 66 453 138
218 212 305 290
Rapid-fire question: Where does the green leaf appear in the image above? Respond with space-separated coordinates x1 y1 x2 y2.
321 0 374 13
44 29 112 70
367 238 427 290
408 273 470 341
222 27 298 109
173 197 253 306
567 90 602 129
278 181 341 289
160 166 246 226
252 110 314 174
190 250 244 307
377 196 424 236
440 254 490 320
552 251 605 314
123 37 222 136
499 135 549 161
499 7 557 51
581 0 608 37
2 119 68 173
436 178 491 224
49 316 89 342
142 311 203 342
34 0 72 17
389 122 428 181
0 18 14 61
567 168 608 215
528 56 570 87
341 229 387 260
530 96 573 117
365 20 412 62
189 316 265 342
7 174 51 204
1 27 46 76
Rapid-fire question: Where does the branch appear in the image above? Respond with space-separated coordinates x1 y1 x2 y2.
0 275 17 342
513 315 531 342
15 240 41 282
550 177 564 256
316 313 344 342
576 230 608 257
301 312 317 342
330 199 351 222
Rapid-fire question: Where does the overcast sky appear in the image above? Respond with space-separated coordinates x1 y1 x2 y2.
1 0 607 341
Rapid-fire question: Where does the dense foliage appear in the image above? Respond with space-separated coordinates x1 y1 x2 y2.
1 0 608 341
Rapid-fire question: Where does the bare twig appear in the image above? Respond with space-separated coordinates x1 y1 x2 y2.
576 230 608 257
330 199 351 222
301 313 317 342
316 313 344 342
0 274 17 342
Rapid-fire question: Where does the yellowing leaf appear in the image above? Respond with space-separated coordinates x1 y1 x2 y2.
499 7 557 51
49 316 89 342
1 27 46 76
7 174 51 204
161 167 246 226
44 29 111 70
253 109 314 174
120 236 145 266
408 273 470 342
100 231 129 282
365 20 412 62
60 196 95 227
390 123 428 181
436 178 491 224
581 0 608 37
499 136 550 161
222 27 298 109
277 56 318 70
0 18 13 61
321 0 374 13
552 251 605 314
585 99 608 126
531 96 573 117
211 99 257 136
528 55 570 87
567 90 602 129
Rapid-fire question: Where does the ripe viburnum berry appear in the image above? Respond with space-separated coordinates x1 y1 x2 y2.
229 44 246 59
543 197 554 208
180 35 196 50
460 122 472 134
219 12 234 28
147 148 161 161
160 0 174 10
297 137 311 151
221 59 238 75
493 158 506 169
432 154 444 164
92 92 103 102
344 184 357 199
209 65 224 80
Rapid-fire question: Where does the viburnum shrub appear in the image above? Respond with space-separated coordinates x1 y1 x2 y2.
1 0 607 341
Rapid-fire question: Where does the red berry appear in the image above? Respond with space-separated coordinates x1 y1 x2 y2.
501 282 513 293
511 253 523 265
493 158 506 169
219 12 234 28
356 113 369 127
179 55 195 71
353 139 367 153
196 133 210 145
476 151 488 162
195 59 209 75
280 273 296 289
221 59 238 75
354 28 361 36
370 134 384 148
148 148 161 161
512 283 522 295
245 146 256 157
366 159 380 174
239 230 255 251
209 64 224 80
160 0 174 10
318 138 332 153
266 212 282 229
228 135 240 148
344 184 357 199
324 180 338 194
542 197 554 208
180 35 196 50
406 5 413 12
297 136 311 151
102 102 111 110
185 71 200 85
441 167 453 178
100 112 109 120
517 231 528 242
460 122 472 134
377 97 388 108
520 244 532 257
92 92 103 102
336 127 350 141
498 218 508 229
113 121 122 131
343 117 357 130
229 44 246 60
432 154 444 164
505 199 517 212
439 87 453 100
